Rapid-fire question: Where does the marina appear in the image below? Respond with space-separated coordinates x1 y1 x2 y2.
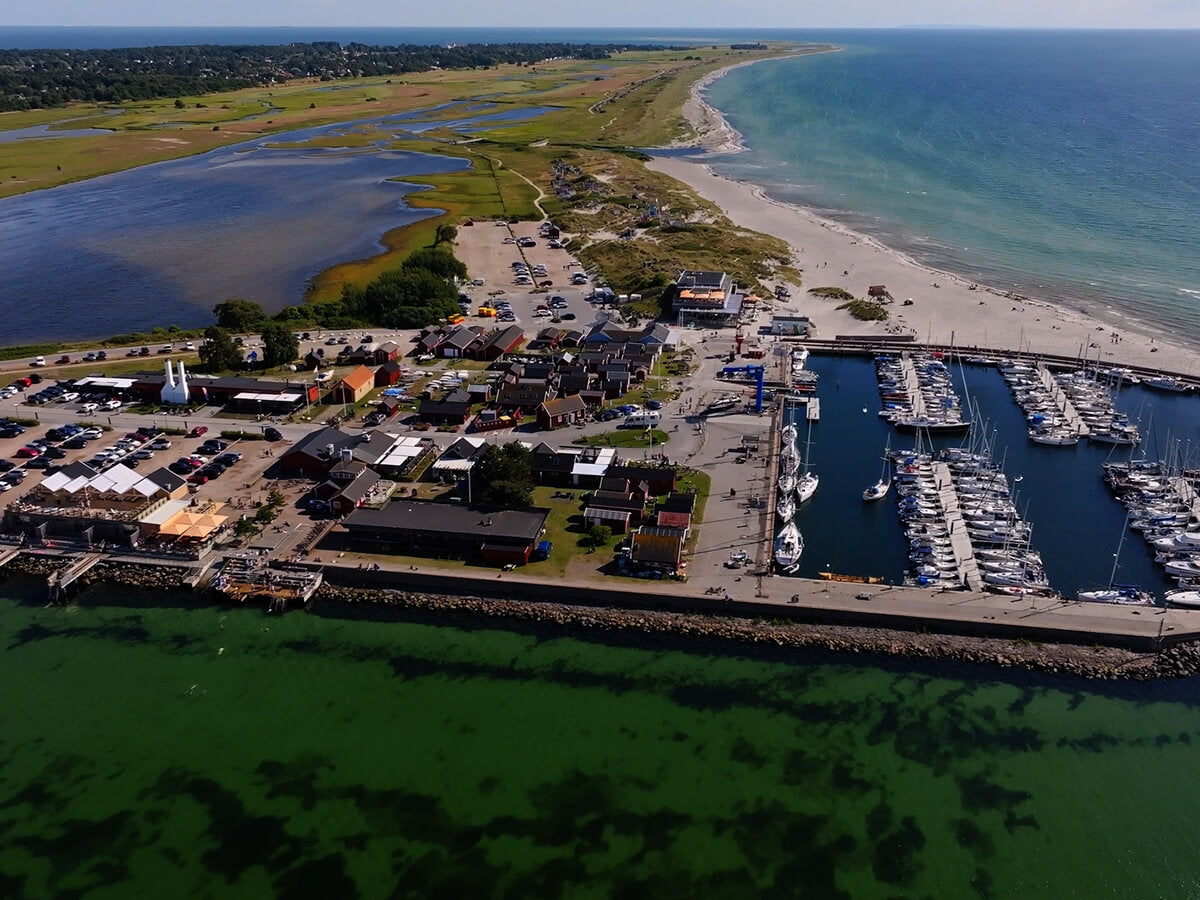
782 352 1200 602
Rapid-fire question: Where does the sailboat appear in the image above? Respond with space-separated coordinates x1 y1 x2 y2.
776 492 796 523
862 438 892 501
1077 515 1154 605
795 418 819 503
774 521 803 569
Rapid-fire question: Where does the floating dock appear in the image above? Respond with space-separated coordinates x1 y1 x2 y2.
1037 363 1090 436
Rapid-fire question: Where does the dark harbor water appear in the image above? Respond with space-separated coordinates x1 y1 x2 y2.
4 579 1200 899
0 103 550 344
788 355 1200 600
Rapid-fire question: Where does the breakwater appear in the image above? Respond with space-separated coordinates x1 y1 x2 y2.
311 584 1200 681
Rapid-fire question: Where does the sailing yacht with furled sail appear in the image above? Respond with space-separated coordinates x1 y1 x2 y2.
774 521 803 569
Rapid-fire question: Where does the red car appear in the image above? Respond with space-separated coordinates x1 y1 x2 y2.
188 426 208 437
188 471 209 485
15 446 41 458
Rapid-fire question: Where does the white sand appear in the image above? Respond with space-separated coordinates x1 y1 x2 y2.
648 61 1198 375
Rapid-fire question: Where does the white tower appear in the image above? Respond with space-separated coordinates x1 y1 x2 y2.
161 359 190 405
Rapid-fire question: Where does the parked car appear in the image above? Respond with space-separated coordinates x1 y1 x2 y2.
149 439 172 450
15 446 41 458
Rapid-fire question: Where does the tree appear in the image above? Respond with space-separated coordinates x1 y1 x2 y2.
473 442 533 508
213 298 268 333
260 322 299 368
360 267 458 329
401 247 468 282
234 518 260 538
587 524 612 551
197 325 242 371
433 223 458 247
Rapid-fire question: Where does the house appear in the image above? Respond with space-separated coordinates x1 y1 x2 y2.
655 492 696 530
630 525 687 570
466 324 524 361
332 366 375 405
341 501 550 566
418 389 473 426
529 444 616 487
465 383 492 405
496 379 556 410
607 464 677 495
277 426 363 477
436 325 484 359
430 437 488 479
536 394 588 430
375 360 404 387
588 490 646 525
583 506 632 534
669 270 743 326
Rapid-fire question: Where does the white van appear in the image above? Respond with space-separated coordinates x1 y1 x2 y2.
622 411 661 428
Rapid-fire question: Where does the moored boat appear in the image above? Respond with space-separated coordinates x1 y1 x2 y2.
774 521 803 569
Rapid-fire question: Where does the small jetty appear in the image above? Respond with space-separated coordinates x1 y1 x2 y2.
47 551 104 600
214 554 323 612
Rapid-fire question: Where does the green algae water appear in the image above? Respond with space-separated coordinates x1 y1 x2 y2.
4 579 1200 899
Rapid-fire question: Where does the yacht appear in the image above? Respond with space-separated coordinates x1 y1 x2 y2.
1077 585 1154 605
1166 590 1200 609
776 493 796 523
774 521 803 569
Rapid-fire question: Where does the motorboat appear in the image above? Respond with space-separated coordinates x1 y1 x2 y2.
1166 590 1200 609
1164 558 1200 578
774 522 803 569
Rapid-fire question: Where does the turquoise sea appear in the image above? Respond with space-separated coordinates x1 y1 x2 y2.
703 30 1200 347
5 579 1200 898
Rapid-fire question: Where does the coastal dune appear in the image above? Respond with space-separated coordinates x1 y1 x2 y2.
649 61 1197 376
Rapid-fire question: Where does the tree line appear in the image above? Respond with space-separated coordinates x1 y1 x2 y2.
197 245 468 372
0 41 677 111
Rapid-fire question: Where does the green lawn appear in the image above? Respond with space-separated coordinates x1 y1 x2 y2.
572 429 669 448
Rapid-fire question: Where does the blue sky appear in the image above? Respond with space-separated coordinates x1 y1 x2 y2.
5 1 1200 28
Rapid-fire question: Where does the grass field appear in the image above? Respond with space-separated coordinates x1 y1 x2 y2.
572 428 670 448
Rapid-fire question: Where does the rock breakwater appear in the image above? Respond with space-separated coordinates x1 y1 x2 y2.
316 584 1200 681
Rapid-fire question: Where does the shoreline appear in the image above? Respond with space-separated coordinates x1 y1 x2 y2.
650 53 1199 374
6 555 1200 682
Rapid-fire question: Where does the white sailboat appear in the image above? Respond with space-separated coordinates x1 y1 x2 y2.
862 438 892 501
774 521 803 569
796 418 819 504
776 492 796 523
1077 515 1154 605
1167 590 1200 609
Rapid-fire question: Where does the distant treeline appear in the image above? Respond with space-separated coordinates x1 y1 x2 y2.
0 41 679 111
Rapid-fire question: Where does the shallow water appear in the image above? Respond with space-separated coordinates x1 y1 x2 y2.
705 30 1200 346
3 580 1200 898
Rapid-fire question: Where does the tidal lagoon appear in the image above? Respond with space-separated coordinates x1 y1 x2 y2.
0 103 549 343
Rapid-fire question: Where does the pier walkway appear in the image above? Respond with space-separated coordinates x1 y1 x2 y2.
47 551 104 599
899 355 928 419
931 462 984 592
1037 363 1090 436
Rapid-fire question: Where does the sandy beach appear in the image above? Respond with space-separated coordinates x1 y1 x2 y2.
649 60 1198 376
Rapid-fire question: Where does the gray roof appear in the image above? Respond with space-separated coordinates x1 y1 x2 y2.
343 501 549 543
